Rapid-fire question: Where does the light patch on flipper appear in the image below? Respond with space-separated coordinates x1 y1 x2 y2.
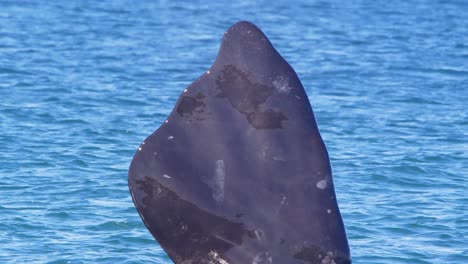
213 160 225 203
272 155 286 162
280 196 288 206
319 251 336 264
252 251 272 264
208 250 230 264
316 179 327 190
272 76 291 94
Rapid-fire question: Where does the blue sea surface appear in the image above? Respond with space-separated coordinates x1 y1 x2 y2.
1 1 467 263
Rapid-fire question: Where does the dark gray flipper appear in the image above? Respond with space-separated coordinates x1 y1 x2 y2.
129 21 351 264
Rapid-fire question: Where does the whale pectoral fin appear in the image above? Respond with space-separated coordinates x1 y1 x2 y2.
128 21 351 264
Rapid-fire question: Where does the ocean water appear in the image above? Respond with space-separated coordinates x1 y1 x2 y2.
0 0 466 263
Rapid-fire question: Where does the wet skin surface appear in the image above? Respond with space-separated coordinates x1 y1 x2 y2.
129 21 351 264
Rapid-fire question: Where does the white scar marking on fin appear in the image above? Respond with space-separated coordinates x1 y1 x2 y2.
272 76 291 94
252 252 272 264
253 230 262 240
320 251 335 264
280 196 287 206
207 70 211 74
213 235 237 247
209 250 229 264
316 179 327 189
213 160 225 203
327 209 331 214
165 120 168 123
163 174 171 179
168 135 174 140
272 155 286 162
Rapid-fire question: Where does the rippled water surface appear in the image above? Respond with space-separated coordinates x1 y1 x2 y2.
1 1 467 263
